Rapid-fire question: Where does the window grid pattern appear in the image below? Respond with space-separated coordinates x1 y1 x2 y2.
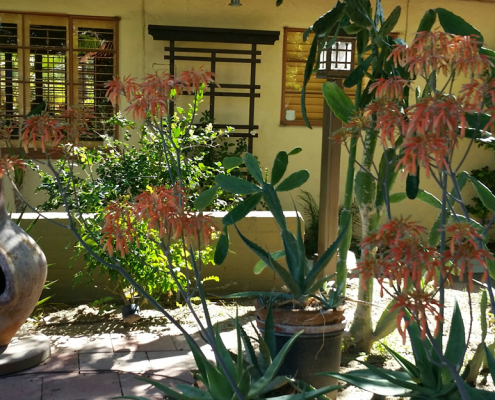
0 22 20 123
0 12 118 143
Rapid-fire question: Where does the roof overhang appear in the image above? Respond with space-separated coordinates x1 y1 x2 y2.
148 25 279 45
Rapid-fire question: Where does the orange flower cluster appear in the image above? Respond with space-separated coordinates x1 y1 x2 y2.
444 222 492 291
18 107 94 154
339 31 495 179
357 217 491 341
21 114 64 153
358 217 436 290
368 76 411 100
389 31 492 78
393 289 443 341
101 187 217 257
105 67 216 120
0 156 25 179
0 125 15 141
60 107 94 146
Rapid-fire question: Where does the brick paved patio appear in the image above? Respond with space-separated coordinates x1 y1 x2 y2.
0 331 238 400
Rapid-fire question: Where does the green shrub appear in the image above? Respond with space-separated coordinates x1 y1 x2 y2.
34 92 245 305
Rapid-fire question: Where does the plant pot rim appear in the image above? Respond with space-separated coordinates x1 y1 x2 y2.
255 316 346 334
253 299 346 327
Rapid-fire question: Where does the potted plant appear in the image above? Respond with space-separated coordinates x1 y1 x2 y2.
198 149 348 391
122 311 343 400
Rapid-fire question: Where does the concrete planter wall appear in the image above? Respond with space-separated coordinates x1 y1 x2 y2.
15 211 301 304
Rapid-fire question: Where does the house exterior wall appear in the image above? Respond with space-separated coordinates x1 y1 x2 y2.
2 0 495 211
2 0 495 300
2 0 495 216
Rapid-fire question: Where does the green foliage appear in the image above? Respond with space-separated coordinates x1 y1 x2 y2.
36 112 245 213
30 278 57 321
34 95 244 304
321 82 355 124
73 216 215 307
298 190 319 259
466 166 495 224
325 302 495 399
119 313 342 400
198 150 349 309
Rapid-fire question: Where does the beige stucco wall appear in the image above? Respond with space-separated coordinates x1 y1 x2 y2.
2 0 495 296
15 211 297 304
1 0 495 220
1 0 334 212
2 1 495 208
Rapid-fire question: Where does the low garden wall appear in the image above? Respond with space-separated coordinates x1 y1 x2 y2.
17 211 299 304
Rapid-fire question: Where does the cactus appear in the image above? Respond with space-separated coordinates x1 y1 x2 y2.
196 150 349 308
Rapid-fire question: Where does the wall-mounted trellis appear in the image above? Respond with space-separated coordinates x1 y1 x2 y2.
148 25 279 153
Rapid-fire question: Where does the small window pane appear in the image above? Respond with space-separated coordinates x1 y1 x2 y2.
0 23 20 124
30 24 67 48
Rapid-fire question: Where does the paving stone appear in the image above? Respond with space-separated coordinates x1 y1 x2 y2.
218 331 239 350
79 353 114 371
111 333 176 352
79 352 152 373
112 352 152 373
42 372 121 400
119 372 166 400
147 351 195 376
120 371 195 400
152 370 195 386
172 332 207 351
0 375 42 400
50 335 113 353
17 351 79 374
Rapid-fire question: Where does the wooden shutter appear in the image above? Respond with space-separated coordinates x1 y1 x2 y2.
280 28 371 127
0 13 24 126
281 28 327 126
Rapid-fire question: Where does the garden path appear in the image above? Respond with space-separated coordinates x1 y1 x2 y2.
0 299 379 400
1 276 493 400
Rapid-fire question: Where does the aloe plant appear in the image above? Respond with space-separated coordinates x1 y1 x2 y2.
323 301 495 400
300 0 408 351
302 0 495 352
195 150 348 308
120 311 342 400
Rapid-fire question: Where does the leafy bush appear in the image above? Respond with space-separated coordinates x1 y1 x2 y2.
466 166 495 225
34 92 244 305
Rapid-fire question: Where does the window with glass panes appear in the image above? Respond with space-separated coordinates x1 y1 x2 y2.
0 12 118 142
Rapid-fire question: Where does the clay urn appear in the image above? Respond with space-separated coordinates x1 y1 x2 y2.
0 177 47 346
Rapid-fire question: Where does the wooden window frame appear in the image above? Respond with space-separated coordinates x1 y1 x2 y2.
280 27 327 127
0 11 119 156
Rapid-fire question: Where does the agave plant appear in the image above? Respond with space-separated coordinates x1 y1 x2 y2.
324 300 495 399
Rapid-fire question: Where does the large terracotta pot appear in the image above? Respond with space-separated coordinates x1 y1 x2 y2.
0 177 47 346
